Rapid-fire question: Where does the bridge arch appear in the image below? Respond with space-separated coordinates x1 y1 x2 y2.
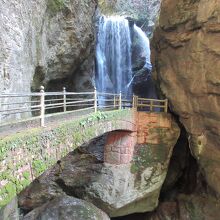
0 110 136 206
0 109 174 207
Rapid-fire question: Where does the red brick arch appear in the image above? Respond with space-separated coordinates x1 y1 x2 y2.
103 112 172 165
104 130 137 165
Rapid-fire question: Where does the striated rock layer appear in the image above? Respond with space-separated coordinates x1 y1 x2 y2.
152 0 220 195
0 0 97 94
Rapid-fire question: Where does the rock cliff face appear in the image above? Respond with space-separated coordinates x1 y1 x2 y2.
98 0 161 35
0 0 97 94
152 0 220 195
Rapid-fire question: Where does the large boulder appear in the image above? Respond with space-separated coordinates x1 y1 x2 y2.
152 0 220 195
22 196 110 220
18 149 165 217
18 149 103 211
18 116 179 217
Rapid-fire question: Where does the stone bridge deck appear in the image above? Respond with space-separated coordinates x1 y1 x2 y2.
0 109 173 207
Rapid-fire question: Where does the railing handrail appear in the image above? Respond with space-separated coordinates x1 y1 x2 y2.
135 96 168 113
0 91 120 96
0 86 168 127
137 97 167 102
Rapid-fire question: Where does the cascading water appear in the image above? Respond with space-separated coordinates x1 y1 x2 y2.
132 24 157 100
96 16 132 99
133 24 152 71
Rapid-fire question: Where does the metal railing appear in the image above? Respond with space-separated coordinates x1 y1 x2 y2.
0 87 133 127
132 96 168 113
0 87 168 127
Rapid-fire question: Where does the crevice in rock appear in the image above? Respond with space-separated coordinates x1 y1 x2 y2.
160 125 198 198
31 66 46 92
55 178 80 198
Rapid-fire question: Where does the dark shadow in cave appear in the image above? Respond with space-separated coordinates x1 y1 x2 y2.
160 125 198 199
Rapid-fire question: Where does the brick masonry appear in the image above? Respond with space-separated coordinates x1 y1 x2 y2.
104 112 172 164
0 110 136 206
104 131 137 165
0 110 173 206
137 112 172 145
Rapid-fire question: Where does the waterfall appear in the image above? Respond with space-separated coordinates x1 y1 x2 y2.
96 16 132 98
134 24 152 71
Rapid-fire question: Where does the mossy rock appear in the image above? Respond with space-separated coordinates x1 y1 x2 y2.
47 0 65 14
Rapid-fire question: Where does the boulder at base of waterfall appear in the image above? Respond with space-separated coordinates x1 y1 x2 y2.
22 196 110 220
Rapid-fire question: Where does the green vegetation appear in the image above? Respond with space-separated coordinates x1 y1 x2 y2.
0 110 130 207
47 0 65 14
185 200 203 220
79 111 108 127
32 160 47 177
0 170 31 207
131 145 155 174
131 128 169 175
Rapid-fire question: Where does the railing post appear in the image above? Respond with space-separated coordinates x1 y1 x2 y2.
94 87 97 113
132 95 137 110
119 91 122 110
113 95 116 109
132 95 135 109
165 99 168 113
40 86 45 127
136 96 138 109
134 96 138 110
150 100 153 112
63 87 66 112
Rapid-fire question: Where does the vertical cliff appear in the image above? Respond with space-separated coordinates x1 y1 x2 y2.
152 0 220 195
98 0 161 35
0 0 97 93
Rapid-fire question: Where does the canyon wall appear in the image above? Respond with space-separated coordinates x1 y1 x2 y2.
98 0 161 35
0 0 97 93
152 0 220 195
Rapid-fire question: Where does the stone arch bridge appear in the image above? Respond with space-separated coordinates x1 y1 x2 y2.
0 89 178 208
0 108 176 207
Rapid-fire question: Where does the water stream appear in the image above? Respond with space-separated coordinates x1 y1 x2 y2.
95 16 153 102
134 24 152 71
96 16 132 98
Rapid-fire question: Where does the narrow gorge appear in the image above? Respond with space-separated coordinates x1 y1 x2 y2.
1 0 220 219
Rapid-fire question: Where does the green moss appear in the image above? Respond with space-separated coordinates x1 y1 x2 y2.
98 0 116 15
0 110 130 207
131 145 155 174
32 160 47 177
0 183 16 207
47 0 65 14
0 177 32 207
185 200 203 220
130 163 139 173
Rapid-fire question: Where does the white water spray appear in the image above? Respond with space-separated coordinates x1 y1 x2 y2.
96 16 132 97
134 24 152 70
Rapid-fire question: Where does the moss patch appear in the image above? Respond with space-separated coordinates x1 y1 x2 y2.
47 0 65 14
0 110 131 207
